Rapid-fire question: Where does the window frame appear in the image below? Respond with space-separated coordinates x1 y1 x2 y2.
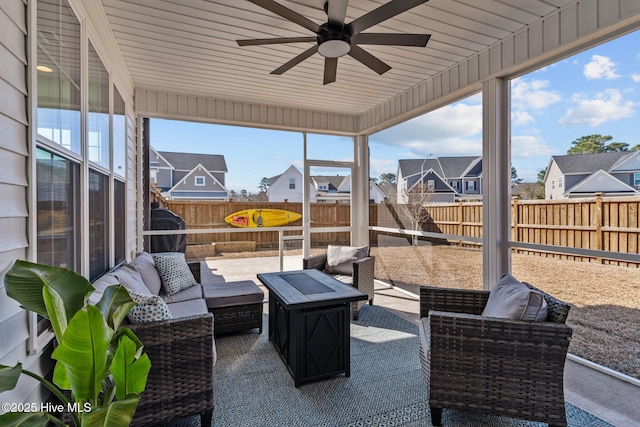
289 178 296 189
195 176 206 186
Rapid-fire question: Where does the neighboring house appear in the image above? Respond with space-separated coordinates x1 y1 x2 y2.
267 165 314 203
150 148 229 200
268 166 386 203
544 152 640 199
396 156 483 203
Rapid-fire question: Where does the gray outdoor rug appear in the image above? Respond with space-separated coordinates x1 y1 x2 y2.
163 305 611 427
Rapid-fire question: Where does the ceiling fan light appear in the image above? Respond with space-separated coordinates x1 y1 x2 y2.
318 39 350 58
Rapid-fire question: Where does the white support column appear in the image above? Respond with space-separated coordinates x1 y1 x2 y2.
352 135 370 247
302 133 310 258
482 78 511 290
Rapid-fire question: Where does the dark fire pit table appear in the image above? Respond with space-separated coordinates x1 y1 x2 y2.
257 269 368 387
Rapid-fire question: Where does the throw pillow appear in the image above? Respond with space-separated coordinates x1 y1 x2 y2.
481 273 548 321
127 289 173 323
112 265 150 295
152 252 198 296
325 245 368 275
130 251 163 295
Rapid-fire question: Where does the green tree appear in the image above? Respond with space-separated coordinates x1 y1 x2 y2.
511 166 523 184
258 177 270 193
567 134 628 154
379 173 396 185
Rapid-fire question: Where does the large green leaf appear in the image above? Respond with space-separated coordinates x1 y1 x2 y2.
80 396 140 427
0 412 58 427
0 363 21 392
42 285 68 341
110 335 151 400
96 285 134 330
4 260 94 322
52 305 113 403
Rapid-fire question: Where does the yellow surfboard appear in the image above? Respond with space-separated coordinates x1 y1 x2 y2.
225 209 302 228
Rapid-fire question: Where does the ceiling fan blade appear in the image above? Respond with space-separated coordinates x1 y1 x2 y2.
348 45 391 75
237 37 316 46
271 45 318 75
347 0 428 36
323 57 338 85
327 0 349 27
352 33 430 47
247 0 321 33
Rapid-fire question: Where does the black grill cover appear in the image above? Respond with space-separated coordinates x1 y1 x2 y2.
150 207 186 253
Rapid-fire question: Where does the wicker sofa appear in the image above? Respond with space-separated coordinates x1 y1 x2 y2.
89 252 215 427
419 281 573 427
303 246 375 320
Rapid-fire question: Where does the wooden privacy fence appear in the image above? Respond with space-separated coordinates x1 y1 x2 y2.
165 201 352 248
165 195 640 266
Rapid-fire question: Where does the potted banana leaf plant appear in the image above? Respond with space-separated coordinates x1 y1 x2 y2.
0 260 151 427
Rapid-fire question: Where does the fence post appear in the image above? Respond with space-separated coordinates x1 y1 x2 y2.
457 201 463 241
511 197 519 254
595 193 603 263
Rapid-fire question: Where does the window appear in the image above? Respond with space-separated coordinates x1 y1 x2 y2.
113 87 126 177
114 180 126 265
88 43 110 168
558 177 563 188
452 181 458 190
318 184 328 191
552 180 556 190
195 176 205 186
427 180 435 190
37 0 81 153
150 169 158 184
289 178 295 189
89 170 110 280
36 148 80 271
634 173 640 189
466 181 475 191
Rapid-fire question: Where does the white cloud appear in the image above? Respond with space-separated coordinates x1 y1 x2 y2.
511 135 553 158
632 74 640 82
511 78 561 110
558 89 634 127
512 110 534 126
583 55 620 80
370 101 482 157
369 157 399 178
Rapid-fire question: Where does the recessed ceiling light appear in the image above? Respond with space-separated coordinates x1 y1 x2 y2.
37 65 53 73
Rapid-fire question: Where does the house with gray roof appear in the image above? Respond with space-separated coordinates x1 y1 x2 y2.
396 156 483 203
268 165 386 203
150 148 229 200
544 152 640 199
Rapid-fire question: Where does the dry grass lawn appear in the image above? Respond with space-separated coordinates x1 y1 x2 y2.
372 243 640 380
200 243 640 379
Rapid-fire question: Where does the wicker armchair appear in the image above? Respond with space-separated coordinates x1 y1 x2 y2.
303 251 375 320
419 284 572 427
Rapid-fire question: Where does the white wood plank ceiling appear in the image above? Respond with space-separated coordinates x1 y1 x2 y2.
100 0 578 116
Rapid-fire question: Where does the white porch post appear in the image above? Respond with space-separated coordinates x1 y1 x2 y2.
352 135 370 247
482 78 511 290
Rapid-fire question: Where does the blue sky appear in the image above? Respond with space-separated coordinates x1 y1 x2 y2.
151 30 640 191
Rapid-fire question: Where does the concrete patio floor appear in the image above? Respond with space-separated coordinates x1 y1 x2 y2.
203 255 640 427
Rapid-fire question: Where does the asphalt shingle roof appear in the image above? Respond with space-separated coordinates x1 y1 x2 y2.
158 151 228 172
552 152 632 174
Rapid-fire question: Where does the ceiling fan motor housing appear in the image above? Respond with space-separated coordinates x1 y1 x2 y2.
317 23 351 58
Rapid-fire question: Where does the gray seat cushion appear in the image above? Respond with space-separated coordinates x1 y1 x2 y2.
329 274 353 285
166 298 209 318
161 283 204 304
203 280 264 309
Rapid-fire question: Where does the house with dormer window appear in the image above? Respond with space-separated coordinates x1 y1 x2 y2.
396 156 483 203
150 148 229 200
544 152 640 199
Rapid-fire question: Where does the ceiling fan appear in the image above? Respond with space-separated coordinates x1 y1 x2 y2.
237 0 431 84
